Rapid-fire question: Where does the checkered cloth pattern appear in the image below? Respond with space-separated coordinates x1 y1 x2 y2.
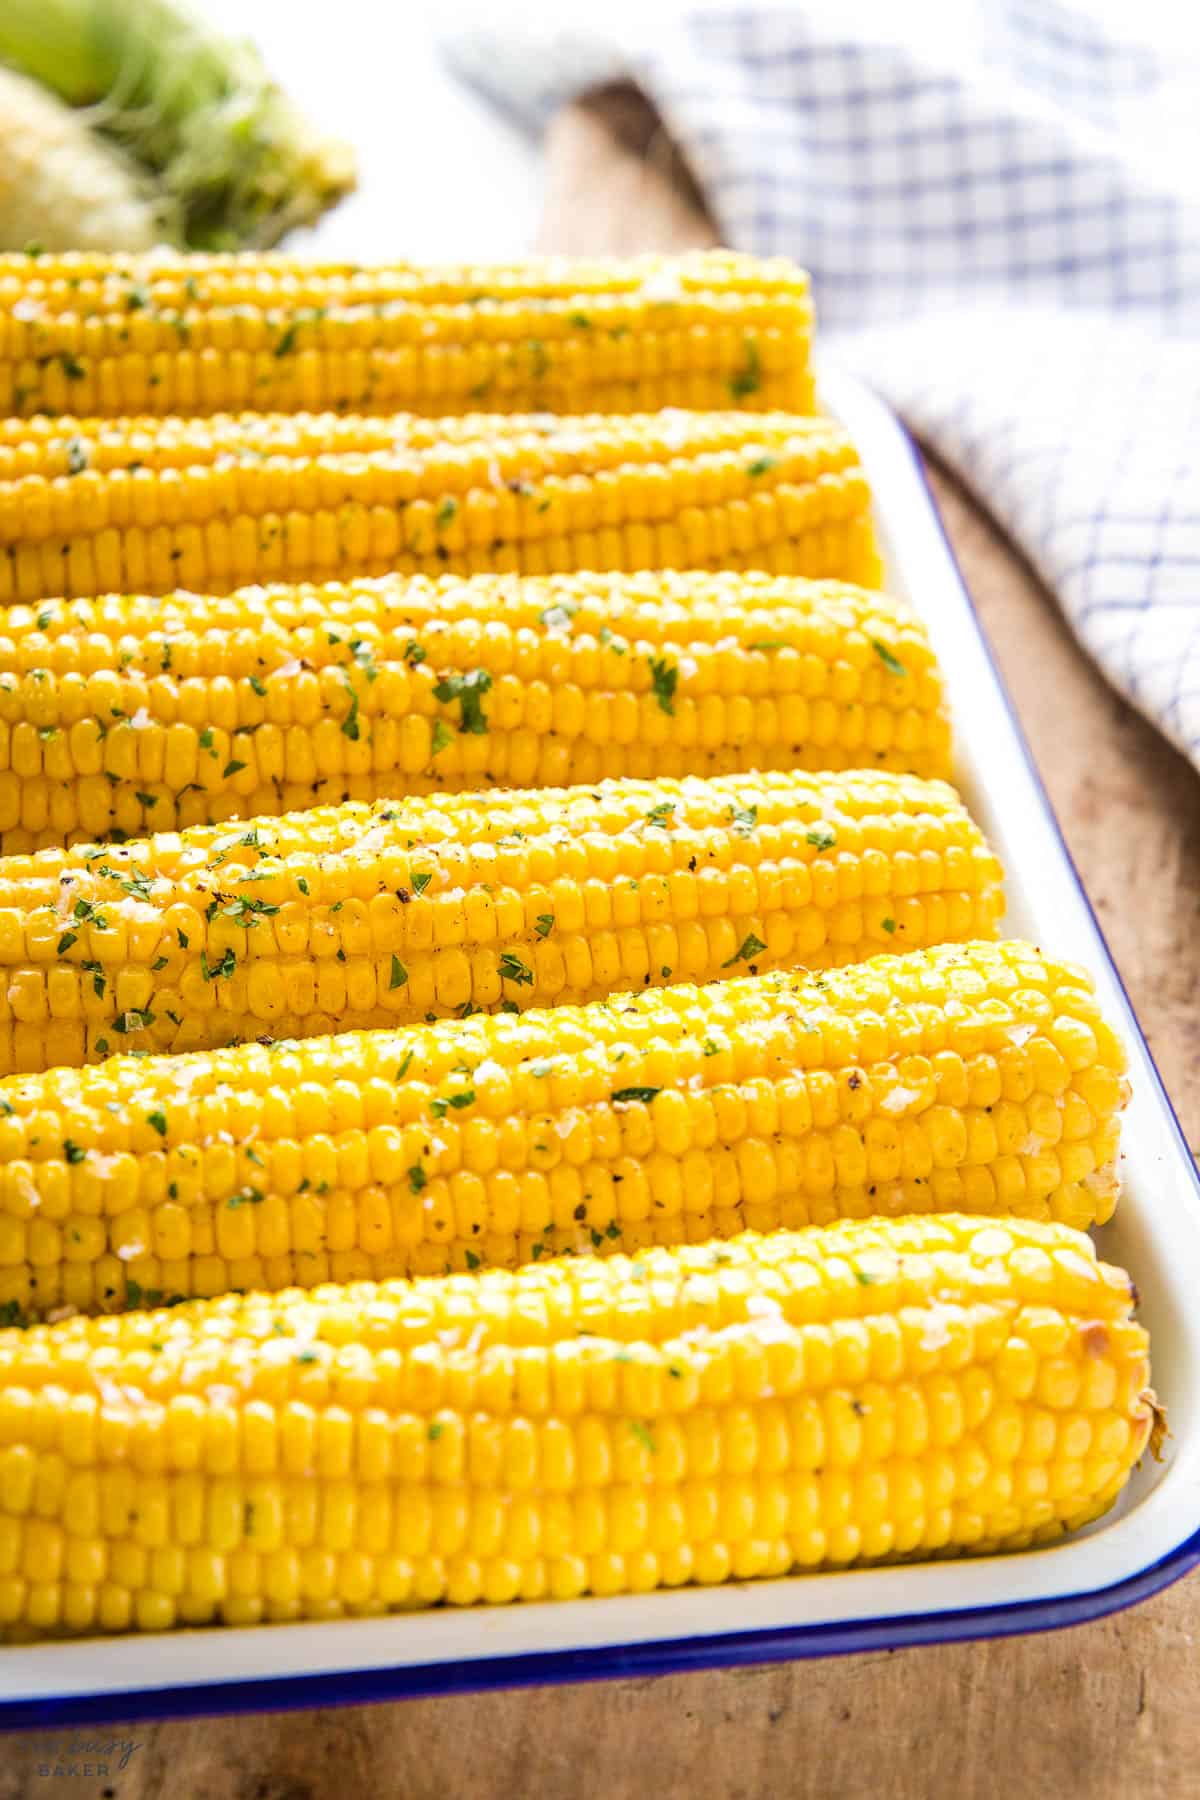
445 0 1200 771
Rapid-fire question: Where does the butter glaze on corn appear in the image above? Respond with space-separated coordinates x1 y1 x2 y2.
0 941 1127 1320
0 1214 1155 1635
0 769 1003 1069
0 249 816 420
0 572 947 850
0 409 879 603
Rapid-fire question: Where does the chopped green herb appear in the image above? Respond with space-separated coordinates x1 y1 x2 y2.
702 1039 722 1057
223 760 247 778
853 1268 876 1287
647 655 679 716
806 827 837 851
63 1139 86 1164
430 719 453 757
729 336 761 399
65 439 88 476
227 1187 265 1210
390 955 408 990
436 497 458 529
56 930 77 954
249 675 267 697
629 1421 657 1453
340 688 361 741
408 1166 427 1194
870 639 908 678
350 640 379 682
498 951 533 986
412 872 432 896
135 791 158 809
645 800 676 829
535 913 555 937
539 599 578 633
465 1249 481 1270
746 454 779 477
612 1086 661 1105
748 640 789 652
146 1110 168 1136
396 1050 414 1079
112 1008 154 1033
728 804 757 836
200 947 237 981
430 1090 475 1119
882 917 897 934
432 667 492 735
722 933 767 968
427 1422 444 1442
223 897 280 927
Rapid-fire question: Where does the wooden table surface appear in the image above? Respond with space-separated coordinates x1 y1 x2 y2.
4 91 1199 1800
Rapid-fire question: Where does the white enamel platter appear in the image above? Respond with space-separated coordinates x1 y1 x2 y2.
4 368 1199 1728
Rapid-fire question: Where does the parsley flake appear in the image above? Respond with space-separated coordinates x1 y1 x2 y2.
722 933 767 967
647 655 679 715
870 639 908 678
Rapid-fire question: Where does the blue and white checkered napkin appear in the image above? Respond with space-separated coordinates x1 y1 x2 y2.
445 0 1200 773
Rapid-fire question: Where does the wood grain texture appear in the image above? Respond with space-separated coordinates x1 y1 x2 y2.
3 87 1198 1800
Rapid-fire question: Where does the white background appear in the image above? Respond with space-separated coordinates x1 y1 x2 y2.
197 0 545 258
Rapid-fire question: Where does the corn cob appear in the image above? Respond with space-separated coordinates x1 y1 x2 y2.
0 1213 1156 1636
0 769 1003 1071
0 409 879 604
0 250 814 419
0 940 1126 1321
0 572 946 851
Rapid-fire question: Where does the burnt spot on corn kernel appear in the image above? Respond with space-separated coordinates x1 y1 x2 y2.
848 1072 862 1090
1080 1322 1111 1359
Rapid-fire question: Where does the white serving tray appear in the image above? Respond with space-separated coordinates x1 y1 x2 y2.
4 369 1199 1727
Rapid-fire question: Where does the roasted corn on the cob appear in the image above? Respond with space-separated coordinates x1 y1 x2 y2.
0 940 1126 1321
0 408 879 602
0 250 814 419
0 768 1003 1070
0 1213 1156 1635
0 572 947 850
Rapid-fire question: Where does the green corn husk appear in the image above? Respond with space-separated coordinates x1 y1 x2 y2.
0 0 356 249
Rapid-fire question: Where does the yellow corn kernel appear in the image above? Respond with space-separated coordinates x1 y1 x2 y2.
0 941 1128 1317
0 411 878 603
0 768 1002 1067
0 570 946 848
0 250 816 421
0 1212 1156 1637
